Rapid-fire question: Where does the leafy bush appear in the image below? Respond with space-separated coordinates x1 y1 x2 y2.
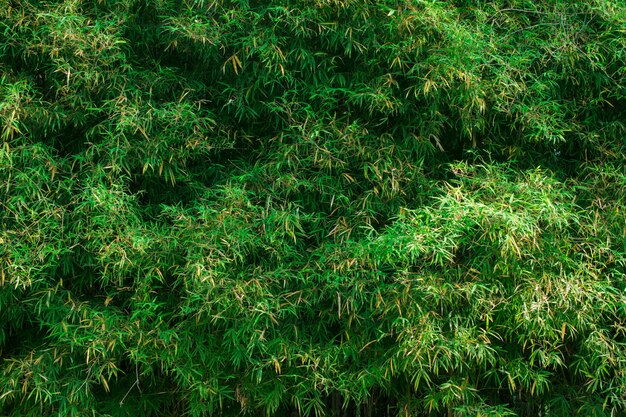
1 0 625 416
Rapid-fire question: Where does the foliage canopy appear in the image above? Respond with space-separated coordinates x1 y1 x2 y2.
1 0 625 415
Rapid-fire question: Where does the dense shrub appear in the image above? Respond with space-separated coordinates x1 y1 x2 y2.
1 0 625 415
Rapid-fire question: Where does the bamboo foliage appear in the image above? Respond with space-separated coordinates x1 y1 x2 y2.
1 0 625 416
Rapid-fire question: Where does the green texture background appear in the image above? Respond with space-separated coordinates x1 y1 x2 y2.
1 0 625 415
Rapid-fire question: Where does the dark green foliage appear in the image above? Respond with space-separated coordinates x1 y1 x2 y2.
1 0 625 415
